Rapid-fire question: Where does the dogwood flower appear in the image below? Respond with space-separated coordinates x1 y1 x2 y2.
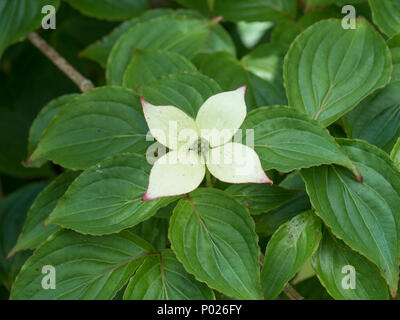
141 86 272 200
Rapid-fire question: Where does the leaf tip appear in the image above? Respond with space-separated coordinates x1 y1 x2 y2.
211 16 223 25
354 168 363 183
6 248 16 260
43 217 51 228
351 165 363 183
21 157 34 168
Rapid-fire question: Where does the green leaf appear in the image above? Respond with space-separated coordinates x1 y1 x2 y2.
342 65 400 152
141 72 221 117
225 183 300 215
292 259 316 285
28 93 79 167
237 21 274 49
63 0 148 21
47 153 177 235
255 191 311 236
123 249 214 299
122 49 197 90
30 86 149 170
178 0 297 22
304 0 367 10
11 171 80 254
248 42 290 76
271 18 301 47
271 6 342 46
80 8 175 67
312 231 389 300
106 15 220 85
388 33 400 66
0 183 47 290
0 0 60 58
81 9 235 68
175 0 214 15
241 43 288 102
391 137 400 169
279 169 306 189
284 19 392 126
177 9 236 56
169 188 262 299
241 106 362 179
195 45 288 109
217 0 297 22
195 52 252 103
201 20 236 56
153 201 177 219
369 0 400 38
301 139 400 295
341 34 400 152
261 211 322 299
288 276 332 300
131 216 169 251
10 230 155 299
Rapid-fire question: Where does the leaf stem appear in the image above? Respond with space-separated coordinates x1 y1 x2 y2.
283 284 304 300
259 252 264 266
27 32 94 92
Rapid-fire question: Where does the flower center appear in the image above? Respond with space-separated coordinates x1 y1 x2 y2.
189 137 210 157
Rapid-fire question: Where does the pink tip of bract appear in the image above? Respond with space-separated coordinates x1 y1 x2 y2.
357 175 364 183
264 178 273 184
140 97 147 107
260 172 273 184
238 85 247 93
141 192 151 201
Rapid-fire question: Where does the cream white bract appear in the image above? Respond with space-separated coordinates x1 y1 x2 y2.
141 87 272 200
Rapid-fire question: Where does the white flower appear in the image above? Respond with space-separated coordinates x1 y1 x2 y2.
141 87 272 200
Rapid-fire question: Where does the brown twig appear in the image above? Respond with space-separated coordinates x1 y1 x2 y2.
27 32 94 92
283 283 305 300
